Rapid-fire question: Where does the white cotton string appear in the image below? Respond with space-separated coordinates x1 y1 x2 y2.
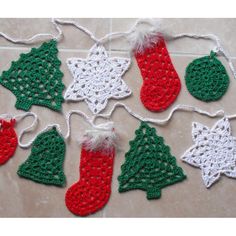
171 33 236 79
17 109 99 148
65 110 114 140
52 18 143 46
0 19 63 45
0 113 14 120
52 18 100 44
18 122 63 149
92 102 230 126
15 112 39 149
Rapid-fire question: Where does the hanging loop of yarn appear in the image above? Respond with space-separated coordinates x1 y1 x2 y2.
52 18 144 46
18 109 108 149
65 110 116 149
0 111 38 129
0 19 63 44
92 102 227 126
172 33 236 79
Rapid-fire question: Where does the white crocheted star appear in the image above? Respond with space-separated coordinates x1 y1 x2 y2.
181 117 236 188
64 44 132 114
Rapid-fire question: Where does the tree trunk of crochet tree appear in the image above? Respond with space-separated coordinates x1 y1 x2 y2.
17 127 66 187
118 122 186 199
0 119 18 165
0 40 65 112
133 35 181 112
65 123 116 216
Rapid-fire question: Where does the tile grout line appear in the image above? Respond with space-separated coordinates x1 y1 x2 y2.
0 45 236 59
108 18 112 56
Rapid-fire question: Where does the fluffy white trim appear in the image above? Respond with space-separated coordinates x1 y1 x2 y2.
80 122 117 151
128 18 168 54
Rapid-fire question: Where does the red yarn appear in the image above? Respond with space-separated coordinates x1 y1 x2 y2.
135 36 181 112
65 145 115 216
0 119 18 165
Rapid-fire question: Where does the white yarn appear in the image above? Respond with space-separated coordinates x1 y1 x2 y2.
0 18 63 44
172 33 236 79
52 18 99 43
18 108 97 149
93 102 226 126
181 117 236 188
64 44 132 114
65 110 117 151
52 18 140 45
65 109 97 139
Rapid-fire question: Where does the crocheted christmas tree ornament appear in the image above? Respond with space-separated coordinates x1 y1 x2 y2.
133 33 181 112
0 40 65 111
0 119 18 165
65 123 116 216
185 51 229 102
17 127 66 187
118 122 186 199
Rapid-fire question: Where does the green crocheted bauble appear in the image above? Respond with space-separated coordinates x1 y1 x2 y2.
185 51 229 102
118 122 186 200
0 40 65 111
17 127 66 187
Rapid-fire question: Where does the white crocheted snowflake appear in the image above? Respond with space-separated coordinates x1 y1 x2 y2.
64 44 132 114
181 117 236 188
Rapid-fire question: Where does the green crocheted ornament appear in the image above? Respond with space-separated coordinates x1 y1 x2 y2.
0 40 65 111
17 127 66 187
118 122 186 200
185 51 229 102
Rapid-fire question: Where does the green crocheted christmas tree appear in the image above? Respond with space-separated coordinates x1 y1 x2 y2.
118 122 186 199
185 51 229 102
17 127 66 187
0 40 65 111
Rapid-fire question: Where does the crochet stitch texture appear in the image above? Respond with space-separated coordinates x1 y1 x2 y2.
135 36 181 112
182 117 236 188
0 119 17 165
118 122 186 199
17 127 66 187
64 44 131 114
185 51 229 102
65 145 115 216
0 40 65 111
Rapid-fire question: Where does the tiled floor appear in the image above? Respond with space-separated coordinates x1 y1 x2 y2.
0 18 236 217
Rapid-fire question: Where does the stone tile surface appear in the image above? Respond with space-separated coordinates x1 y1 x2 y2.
0 18 236 217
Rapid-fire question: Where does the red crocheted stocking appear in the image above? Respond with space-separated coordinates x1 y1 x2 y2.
65 146 115 216
0 119 18 165
135 36 181 112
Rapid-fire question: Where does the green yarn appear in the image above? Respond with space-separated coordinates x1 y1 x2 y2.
0 40 65 111
118 122 186 200
17 127 66 187
185 51 229 102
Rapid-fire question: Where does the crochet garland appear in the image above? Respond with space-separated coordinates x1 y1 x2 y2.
118 122 186 199
1 18 236 217
0 40 65 111
182 117 236 188
17 127 66 187
185 51 230 102
0 119 18 165
64 44 131 114
65 125 116 216
134 36 181 112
